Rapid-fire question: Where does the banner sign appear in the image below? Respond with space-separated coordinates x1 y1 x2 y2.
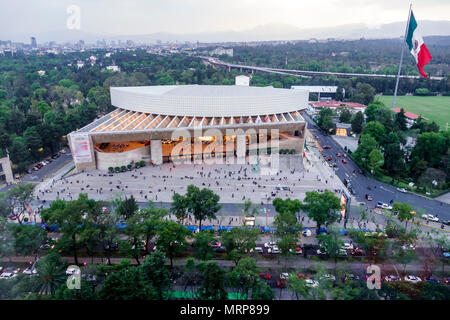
71 134 92 163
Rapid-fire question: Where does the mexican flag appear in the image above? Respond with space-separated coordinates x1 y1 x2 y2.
406 10 432 78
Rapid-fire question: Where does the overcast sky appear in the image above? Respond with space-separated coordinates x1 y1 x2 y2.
2 0 450 40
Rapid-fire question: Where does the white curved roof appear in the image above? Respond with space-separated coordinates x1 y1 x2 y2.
110 85 308 117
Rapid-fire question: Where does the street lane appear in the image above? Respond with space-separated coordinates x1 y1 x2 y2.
303 113 450 220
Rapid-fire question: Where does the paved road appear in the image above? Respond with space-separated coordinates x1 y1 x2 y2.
303 114 450 221
0 149 73 192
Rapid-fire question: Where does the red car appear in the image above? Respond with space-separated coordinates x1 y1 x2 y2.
277 279 287 288
351 248 364 256
342 159 347 164
296 273 310 279
259 272 271 280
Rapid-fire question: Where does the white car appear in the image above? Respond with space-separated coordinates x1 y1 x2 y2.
302 229 312 237
341 243 354 250
0 272 17 279
268 246 280 254
254 247 263 253
66 266 80 275
396 187 408 193
404 275 422 283
305 279 319 287
422 214 439 222
280 273 289 280
23 267 38 275
401 244 416 251
320 274 336 281
264 242 276 248
376 202 392 210
385 275 401 282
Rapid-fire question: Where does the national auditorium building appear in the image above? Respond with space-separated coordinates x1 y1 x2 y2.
67 85 309 172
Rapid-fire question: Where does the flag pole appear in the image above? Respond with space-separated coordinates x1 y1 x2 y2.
392 4 413 109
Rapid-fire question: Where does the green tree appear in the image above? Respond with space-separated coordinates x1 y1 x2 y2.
175 185 221 230
155 220 190 269
12 224 47 260
368 149 384 175
99 260 157 300
221 226 260 266
34 252 67 295
197 261 228 300
193 230 216 261
115 195 138 220
317 225 344 275
393 202 414 229
351 111 364 134
7 184 35 224
300 190 341 232
141 251 171 300
395 108 408 131
228 257 259 299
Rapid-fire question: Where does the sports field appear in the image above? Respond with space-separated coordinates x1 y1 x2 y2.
376 95 450 129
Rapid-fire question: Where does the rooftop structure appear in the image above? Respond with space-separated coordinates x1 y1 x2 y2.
68 85 309 172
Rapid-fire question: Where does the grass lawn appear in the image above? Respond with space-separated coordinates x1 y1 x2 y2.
376 95 450 129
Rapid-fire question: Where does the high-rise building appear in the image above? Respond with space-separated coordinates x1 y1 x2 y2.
30 37 37 49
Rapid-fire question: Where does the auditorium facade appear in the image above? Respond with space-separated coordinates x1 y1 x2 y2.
68 85 308 172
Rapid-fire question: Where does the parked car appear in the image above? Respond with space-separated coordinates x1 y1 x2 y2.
384 275 401 282
289 247 303 255
404 275 422 283
341 159 347 164
341 243 354 250
344 274 360 281
23 267 38 275
253 247 263 254
66 266 79 275
264 242 276 248
376 202 392 210
0 272 17 279
425 276 439 283
320 274 336 281
323 146 331 149
351 248 364 256
396 187 408 193
259 272 271 280
443 220 450 226
305 279 319 287
279 273 289 280
268 246 280 254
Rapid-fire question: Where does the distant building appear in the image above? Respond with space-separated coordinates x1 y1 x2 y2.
309 100 367 114
335 122 352 136
37 70 46 76
392 108 422 128
291 86 339 101
106 65 120 72
76 61 84 69
30 37 37 49
235 75 250 86
210 47 233 57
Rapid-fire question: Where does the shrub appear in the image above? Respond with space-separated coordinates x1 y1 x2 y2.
114 167 120 172
120 166 126 172
108 167 114 173
290 149 295 154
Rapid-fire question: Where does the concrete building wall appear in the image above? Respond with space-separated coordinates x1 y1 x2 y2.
95 145 150 171
150 140 163 165
0 156 14 184
68 133 97 172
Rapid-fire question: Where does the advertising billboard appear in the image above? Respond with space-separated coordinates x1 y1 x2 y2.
71 134 92 163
